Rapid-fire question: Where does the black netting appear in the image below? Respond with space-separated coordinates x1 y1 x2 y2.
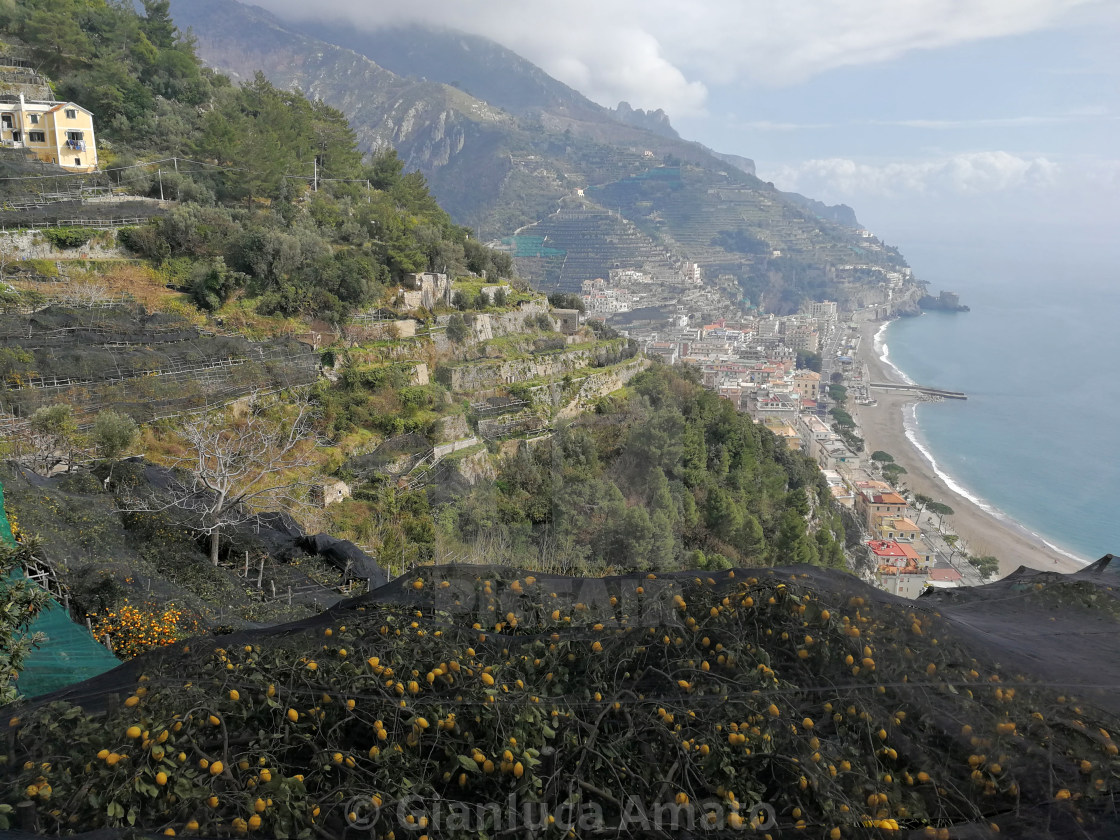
0 306 318 426
0 462 386 650
3 560 1119 839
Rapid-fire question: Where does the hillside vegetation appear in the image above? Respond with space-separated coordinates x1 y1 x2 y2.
1 0 513 323
0 0 843 660
433 366 847 573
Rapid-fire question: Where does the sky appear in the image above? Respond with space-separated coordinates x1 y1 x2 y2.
252 0 1120 251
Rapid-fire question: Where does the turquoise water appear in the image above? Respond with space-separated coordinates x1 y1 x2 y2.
878 234 1120 563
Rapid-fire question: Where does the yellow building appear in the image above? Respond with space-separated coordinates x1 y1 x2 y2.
1 94 97 172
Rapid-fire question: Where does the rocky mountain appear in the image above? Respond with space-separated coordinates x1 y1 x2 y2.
294 21 606 123
710 150 758 177
169 0 906 310
611 101 680 139
780 191 861 228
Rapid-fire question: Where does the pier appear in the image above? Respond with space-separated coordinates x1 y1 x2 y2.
869 382 967 400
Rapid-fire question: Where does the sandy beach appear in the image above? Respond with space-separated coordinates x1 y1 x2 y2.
848 314 1081 576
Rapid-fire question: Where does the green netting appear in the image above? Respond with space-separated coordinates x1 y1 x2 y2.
1 480 120 698
500 235 566 258
0 482 13 546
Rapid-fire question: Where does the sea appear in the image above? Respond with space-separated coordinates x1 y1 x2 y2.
873 228 1120 564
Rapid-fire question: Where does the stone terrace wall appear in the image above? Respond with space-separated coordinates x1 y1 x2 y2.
446 345 599 393
557 357 650 419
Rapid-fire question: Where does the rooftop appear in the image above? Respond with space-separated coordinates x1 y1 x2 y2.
929 568 963 582
867 540 921 561
873 492 907 505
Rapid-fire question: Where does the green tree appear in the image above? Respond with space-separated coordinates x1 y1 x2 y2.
772 509 818 565
734 513 766 560
548 292 585 313
795 350 821 372
446 314 469 344
968 555 1000 580
913 493 933 518
870 451 894 463
21 2 91 74
927 501 955 532
0 537 51 704
140 0 178 49
91 410 138 483
648 510 676 572
882 463 907 483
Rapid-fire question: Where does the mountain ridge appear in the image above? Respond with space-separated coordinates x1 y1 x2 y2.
169 0 904 311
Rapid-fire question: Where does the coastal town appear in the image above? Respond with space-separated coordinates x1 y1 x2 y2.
577 274 985 597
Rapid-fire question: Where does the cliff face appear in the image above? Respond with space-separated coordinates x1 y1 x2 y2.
892 285 927 316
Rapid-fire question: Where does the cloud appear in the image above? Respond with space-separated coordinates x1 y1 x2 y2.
250 0 1102 118
767 151 1063 199
874 108 1112 129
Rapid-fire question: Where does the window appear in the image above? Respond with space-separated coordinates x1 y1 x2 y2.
74 157 81 166
29 114 39 125
65 108 77 119
11 131 19 142
1 114 11 129
28 131 45 143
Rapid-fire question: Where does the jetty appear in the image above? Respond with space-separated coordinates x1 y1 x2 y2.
869 382 967 400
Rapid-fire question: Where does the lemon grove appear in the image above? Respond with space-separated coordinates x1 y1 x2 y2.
3 564 1119 839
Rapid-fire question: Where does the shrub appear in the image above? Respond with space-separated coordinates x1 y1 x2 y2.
42 227 94 249
446 313 469 343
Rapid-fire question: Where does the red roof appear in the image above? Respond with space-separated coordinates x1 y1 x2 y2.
868 540 920 563
872 493 907 505
928 568 962 582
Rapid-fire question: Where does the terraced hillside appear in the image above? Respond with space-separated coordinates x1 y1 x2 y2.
0 304 318 429
589 166 905 299
507 198 683 291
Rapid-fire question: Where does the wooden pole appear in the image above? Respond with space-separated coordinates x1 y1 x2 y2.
257 556 264 589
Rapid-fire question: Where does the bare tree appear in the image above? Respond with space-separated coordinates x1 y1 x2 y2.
129 392 317 565
28 403 80 474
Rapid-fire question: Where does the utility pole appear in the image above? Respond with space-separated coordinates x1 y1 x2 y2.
313 156 318 192
158 168 164 202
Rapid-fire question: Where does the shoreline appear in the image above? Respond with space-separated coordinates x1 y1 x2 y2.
848 313 1083 577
